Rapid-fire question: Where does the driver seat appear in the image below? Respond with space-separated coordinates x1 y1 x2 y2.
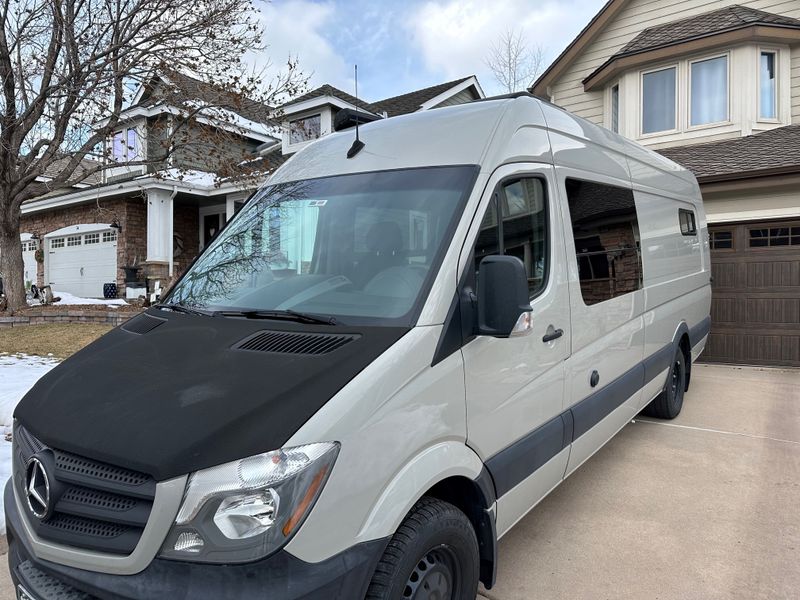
357 221 405 288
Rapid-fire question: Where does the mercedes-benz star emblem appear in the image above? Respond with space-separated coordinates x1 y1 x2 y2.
25 457 51 519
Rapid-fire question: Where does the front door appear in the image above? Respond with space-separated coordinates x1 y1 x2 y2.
461 165 571 536
201 211 226 250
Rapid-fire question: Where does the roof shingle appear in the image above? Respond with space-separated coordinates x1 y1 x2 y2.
372 77 473 116
615 5 800 57
657 125 800 181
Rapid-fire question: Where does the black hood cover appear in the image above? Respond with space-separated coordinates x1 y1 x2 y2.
15 310 408 481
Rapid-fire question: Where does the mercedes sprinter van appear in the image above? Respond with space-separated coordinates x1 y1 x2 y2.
7 93 711 600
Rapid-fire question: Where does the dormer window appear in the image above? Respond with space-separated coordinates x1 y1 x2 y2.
690 55 728 126
112 127 139 162
289 114 322 144
759 51 777 120
641 66 676 134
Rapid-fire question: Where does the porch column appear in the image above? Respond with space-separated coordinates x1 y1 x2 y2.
146 188 172 262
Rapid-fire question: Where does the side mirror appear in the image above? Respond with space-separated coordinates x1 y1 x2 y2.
476 255 533 338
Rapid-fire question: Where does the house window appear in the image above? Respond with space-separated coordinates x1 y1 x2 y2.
21 240 36 252
610 84 620 133
749 226 800 247
678 209 697 235
690 55 728 126
710 230 733 250
51 238 65 249
642 67 676 134
760 51 777 120
289 114 322 144
66 235 81 247
565 179 642 305
103 231 118 243
84 233 100 245
112 127 138 161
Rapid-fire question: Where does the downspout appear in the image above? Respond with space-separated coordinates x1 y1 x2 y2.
168 186 177 277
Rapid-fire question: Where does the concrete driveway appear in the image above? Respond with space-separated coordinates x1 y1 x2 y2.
480 364 800 600
1 364 798 599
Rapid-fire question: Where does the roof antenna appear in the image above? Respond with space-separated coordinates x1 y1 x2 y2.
347 64 365 159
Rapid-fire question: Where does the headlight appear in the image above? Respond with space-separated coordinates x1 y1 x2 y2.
160 442 339 563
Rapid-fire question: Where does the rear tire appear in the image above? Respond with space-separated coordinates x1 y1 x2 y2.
643 347 686 419
366 497 480 600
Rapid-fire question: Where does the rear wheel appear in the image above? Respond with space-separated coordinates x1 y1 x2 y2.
366 497 480 600
643 347 686 419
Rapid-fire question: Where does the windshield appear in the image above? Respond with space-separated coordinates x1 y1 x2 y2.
166 166 477 326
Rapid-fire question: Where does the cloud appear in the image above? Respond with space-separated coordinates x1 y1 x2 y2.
408 0 602 94
248 1 352 93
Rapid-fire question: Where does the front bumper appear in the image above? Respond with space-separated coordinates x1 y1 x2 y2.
6 481 387 600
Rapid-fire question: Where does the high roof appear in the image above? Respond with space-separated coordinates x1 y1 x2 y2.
282 84 380 114
658 125 800 183
615 5 800 57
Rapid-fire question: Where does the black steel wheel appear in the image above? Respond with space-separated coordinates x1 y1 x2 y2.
366 497 479 600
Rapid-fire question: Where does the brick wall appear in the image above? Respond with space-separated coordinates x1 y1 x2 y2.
579 224 641 304
20 196 148 291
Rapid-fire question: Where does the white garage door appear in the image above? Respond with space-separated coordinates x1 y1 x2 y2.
47 228 118 298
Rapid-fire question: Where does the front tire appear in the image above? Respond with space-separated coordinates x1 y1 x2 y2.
643 347 687 419
366 497 480 600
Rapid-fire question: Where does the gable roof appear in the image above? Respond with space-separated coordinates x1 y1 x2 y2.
657 125 800 183
282 84 380 114
281 76 482 118
371 76 474 116
531 0 626 96
615 5 800 57
135 70 273 124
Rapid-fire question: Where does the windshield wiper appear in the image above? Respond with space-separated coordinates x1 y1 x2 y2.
153 303 215 317
213 308 337 326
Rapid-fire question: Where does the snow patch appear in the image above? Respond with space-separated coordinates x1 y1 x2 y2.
0 353 60 533
28 291 129 307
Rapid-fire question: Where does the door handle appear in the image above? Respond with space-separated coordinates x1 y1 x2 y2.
542 327 564 343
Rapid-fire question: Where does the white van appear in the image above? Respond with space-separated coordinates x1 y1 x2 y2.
7 94 711 600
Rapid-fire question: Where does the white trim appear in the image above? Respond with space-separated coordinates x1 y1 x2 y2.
44 223 112 238
687 52 731 130
417 76 485 111
281 95 378 117
97 104 275 143
21 175 257 215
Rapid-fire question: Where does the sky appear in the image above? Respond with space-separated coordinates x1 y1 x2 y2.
251 0 607 102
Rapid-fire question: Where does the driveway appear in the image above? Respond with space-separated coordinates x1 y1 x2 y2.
1 364 798 599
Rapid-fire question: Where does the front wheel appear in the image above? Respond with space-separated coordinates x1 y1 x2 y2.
366 497 480 600
643 347 687 419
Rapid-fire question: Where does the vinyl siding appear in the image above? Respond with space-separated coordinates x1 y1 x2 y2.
550 0 800 133
433 88 480 108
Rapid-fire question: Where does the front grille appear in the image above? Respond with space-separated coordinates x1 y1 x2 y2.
13 423 156 555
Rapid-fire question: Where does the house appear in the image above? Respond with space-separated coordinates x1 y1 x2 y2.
17 74 484 300
531 1 800 368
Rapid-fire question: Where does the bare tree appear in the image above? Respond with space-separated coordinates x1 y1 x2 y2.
0 0 307 311
484 28 545 94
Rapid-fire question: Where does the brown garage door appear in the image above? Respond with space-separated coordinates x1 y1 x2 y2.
705 220 800 367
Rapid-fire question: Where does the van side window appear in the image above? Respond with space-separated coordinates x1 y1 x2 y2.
679 209 697 235
473 178 548 298
565 179 642 306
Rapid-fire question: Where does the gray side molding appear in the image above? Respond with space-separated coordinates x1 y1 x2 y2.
14 475 187 575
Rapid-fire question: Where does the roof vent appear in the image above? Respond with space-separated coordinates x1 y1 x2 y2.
234 330 360 356
122 314 166 335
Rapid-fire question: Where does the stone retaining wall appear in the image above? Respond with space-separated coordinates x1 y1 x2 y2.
0 308 141 328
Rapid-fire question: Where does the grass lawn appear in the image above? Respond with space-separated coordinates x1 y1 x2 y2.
0 324 112 359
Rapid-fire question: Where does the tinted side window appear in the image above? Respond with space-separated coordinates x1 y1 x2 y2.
474 178 548 299
679 209 697 235
565 179 642 306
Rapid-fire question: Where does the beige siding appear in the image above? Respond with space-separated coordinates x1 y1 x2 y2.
551 0 800 130
434 88 480 108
